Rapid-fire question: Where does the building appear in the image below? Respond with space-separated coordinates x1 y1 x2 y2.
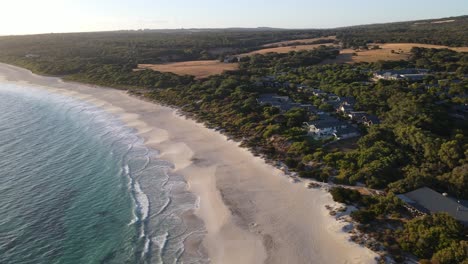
397 187 468 226
338 104 354 115
223 56 240 63
304 116 348 139
347 111 368 121
333 126 360 140
374 69 429 81
362 115 380 126
257 94 319 114
311 89 328 97
257 94 292 112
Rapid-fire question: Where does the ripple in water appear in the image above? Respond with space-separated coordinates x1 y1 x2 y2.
0 83 207 264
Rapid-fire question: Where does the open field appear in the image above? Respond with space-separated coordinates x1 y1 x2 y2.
323 43 468 64
261 36 337 47
138 43 335 78
239 43 338 56
137 61 239 79
137 42 468 78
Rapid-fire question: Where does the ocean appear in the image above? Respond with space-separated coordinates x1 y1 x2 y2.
0 82 205 264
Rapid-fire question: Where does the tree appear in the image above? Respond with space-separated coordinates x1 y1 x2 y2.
431 241 468 264
438 140 464 169
398 213 464 259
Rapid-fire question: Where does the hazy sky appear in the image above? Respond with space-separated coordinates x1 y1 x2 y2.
0 0 467 35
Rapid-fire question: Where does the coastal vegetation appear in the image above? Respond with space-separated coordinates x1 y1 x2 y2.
0 16 467 262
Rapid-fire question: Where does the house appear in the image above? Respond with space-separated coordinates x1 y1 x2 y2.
311 89 328 97
338 104 354 115
257 94 291 112
397 187 468 226
257 94 290 104
304 116 348 139
373 69 429 81
297 84 309 91
400 74 427 81
340 97 356 106
299 104 320 114
362 115 380 126
257 94 318 114
333 126 360 140
223 56 240 63
348 111 368 122
327 93 340 101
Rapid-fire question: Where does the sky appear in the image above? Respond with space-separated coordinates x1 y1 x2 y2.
0 0 467 35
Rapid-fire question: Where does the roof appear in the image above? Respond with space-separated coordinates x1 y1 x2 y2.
307 116 345 129
335 126 359 136
257 94 290 104
397 187 468 225
364 115 380 124
375 68 429 75
340 97 356 105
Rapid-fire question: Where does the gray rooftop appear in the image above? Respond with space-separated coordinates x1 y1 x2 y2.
397 187 468 226
307 116 346 129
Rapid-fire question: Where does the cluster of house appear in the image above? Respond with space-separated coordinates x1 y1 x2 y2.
306 89 379 140
257 89 380 141
256 93 320 114
304 115 361 140
373 68 430 81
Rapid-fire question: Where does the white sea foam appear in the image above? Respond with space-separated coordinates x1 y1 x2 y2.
142 236 151 259
123 164 130 175
152 232 169 252
134 180 150 222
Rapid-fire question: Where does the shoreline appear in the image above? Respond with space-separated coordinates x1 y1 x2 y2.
0 63 378 264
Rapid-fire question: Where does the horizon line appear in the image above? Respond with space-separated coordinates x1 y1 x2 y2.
1 14 466 37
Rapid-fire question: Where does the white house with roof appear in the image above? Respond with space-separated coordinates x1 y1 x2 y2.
304 116 348 139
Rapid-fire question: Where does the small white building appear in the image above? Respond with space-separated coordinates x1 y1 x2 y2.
304 117 348 139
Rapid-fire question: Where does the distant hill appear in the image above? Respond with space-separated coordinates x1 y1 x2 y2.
336 15 468 47
0 15 466 77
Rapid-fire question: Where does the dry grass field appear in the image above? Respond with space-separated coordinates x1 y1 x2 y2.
137 61 239 79
323 43 468 64
138 42 468 78
239 43 338 57
261 36 336 47
137 42 336 78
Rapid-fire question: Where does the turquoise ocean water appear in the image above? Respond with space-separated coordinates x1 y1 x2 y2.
0 83 205 264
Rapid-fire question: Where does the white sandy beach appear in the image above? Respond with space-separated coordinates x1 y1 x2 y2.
0 63 378 264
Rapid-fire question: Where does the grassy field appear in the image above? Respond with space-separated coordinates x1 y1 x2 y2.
239 43 337 56
138 41 336 78
261 36 336 47
137 42 468 78
324 43 468 64
137 61 239 79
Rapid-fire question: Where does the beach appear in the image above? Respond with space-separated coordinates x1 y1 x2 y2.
0 63 377 264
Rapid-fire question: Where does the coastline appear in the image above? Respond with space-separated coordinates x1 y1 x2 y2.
0 63 378 264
